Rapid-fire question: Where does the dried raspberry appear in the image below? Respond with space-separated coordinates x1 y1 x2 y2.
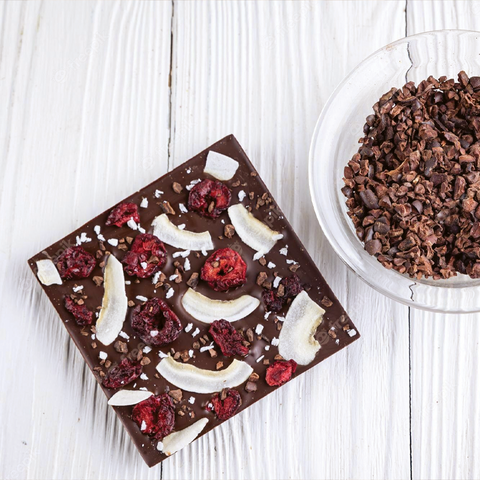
105 202 140 227
64 296 93 326
188 179 232 218
122 234 167 278
262 274 303 312
265 360 297 386
210 389 242 421
131 298 182 346
262 289 284 312
209 320 249 357
132 394 175 439
102 358 142 389
281 274 303 298
56 246 96 280
201 248 247 291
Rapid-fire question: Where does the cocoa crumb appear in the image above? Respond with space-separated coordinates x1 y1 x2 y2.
246 328 254 343
321 296 333 308
216 361 224 370
160 201 175 215
168 389 183 402
128 300 135 307
92 275 104 286
258 257 267 266
186 272 199 288
114 341 128 353
140 357 151 366
224 224 235 238
172 182 183 193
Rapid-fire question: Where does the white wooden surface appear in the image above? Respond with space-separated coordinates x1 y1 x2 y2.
0 1 478 479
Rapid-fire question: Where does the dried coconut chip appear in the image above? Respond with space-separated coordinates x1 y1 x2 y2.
160 418 209 456
108 389 153 406
36 259 62 286
203 151 239 181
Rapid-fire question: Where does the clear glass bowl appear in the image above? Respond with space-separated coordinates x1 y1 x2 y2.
309 30 480 313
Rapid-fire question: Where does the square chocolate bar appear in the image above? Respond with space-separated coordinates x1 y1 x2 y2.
28 135 359 467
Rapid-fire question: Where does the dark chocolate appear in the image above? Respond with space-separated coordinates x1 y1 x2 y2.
28 135 360 467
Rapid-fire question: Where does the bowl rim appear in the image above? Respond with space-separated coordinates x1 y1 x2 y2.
308 28 480 313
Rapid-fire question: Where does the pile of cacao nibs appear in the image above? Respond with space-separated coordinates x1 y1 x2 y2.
342 71 480 280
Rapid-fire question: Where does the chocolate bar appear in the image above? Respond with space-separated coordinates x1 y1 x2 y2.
28 135 359 467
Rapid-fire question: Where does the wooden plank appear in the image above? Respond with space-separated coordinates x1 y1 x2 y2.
0 1 172 478
166 1 410 479
407 3 480 479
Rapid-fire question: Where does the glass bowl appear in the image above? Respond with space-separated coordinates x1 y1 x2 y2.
309 30 480 313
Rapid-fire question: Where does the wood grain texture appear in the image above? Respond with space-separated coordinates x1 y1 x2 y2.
407 3 480 479
0 1 172 479
167 2 409 479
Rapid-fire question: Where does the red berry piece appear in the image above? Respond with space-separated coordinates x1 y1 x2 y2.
131 298 182 347
210 389 242 421
265 360 297 387
209 320 249 357
102 358 142 389
105 202 140 227
56 246 96 280
188 178 232 218
132 394 175 439
201 247 247 291
64 296 93 326
262 274 303 312
122 234 167 279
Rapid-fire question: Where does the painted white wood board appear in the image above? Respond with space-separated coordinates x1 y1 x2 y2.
407 2 480 479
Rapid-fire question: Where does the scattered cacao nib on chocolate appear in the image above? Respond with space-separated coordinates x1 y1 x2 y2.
105 202 140 227
186 272 199 288
224 223 235 238
172 182 183 194
343 71 480 279
321 296 333 308
113 340 128 354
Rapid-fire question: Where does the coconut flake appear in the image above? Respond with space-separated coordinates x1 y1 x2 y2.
273 276 282 288
140 197 148 208
184 258 191 271
154 190 163 198
152 214 213 251
156 356 253 394
136 295 148 302
96 255 128 346
36 259 62 286
279 246 288 256
108 389 153 406
228 204 283 255
238 190 246 202
179 203 188 214
278 291 325 365
185 323 193 333
255 324 264 335
161 418 209 456
127 219 138 230
166 287 174 299
182 288 260 324
203 151 239 181
108 238 119 247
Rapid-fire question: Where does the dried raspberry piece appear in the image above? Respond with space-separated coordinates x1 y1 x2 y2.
102 358 142 389
56 246 96 280
201 247 247 291
265 360 297 386
122 234 167 278
209 320 249 357
262 289 284 312
105 202 140 227
262 274 303 312
132 394 175 439
188 179 232 218
64 296 93 326
131 298 182 346
210 389 242 421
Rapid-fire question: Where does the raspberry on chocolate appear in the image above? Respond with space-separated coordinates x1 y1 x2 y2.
262 274 303 312
105 202 140 227
102 358 142 389
209 388 242 421
132 394 175 439
122 234 167 278
188 178 232 218
56 246 96 280
64 296 93 326
209 320 249 357
265 359 297 386
201 247 247 291
131 298 182 347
